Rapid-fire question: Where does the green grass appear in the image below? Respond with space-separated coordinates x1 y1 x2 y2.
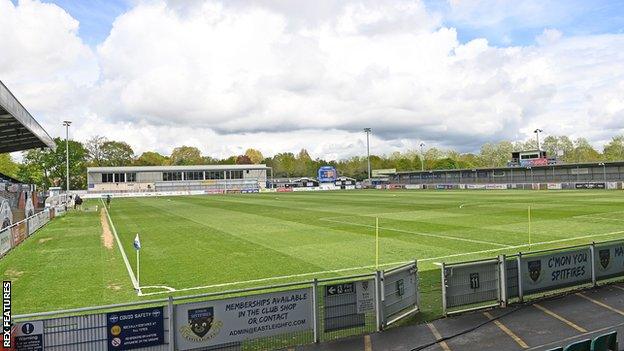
2 190 624 320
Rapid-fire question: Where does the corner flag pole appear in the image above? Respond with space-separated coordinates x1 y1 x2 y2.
375 217 379 270
137 249 140 287
134 233 141 290
528 206 532 250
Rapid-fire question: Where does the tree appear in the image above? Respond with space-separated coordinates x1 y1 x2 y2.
101 141 135 166
571 138 601 162
19 138 87 190
244 149 264 164
295 149 313 176
603 135 624 161
236 155 252 164
0 154 19 179
85 135 107 166
273 152 296 177
479 141 513 167
170 146 202 165
135 151 168 166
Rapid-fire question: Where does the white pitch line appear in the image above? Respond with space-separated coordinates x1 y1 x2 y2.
138 229 624 297
320 217 510 248
102 199 140 292
573 216 624 222
137 260 412 296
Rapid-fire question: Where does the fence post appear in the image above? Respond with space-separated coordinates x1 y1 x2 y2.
312 278 319 343
441 262 447 316
590 243 597 287
374 270 383 331
414 259 420 308
168 296 175 351
517 253 523 303
498 254 507 307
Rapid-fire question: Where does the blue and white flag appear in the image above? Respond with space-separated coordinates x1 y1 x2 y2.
133 233 141 250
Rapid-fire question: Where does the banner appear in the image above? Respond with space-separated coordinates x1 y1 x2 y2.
11 222 27 247
547 183 562 190
174 288 312 350
107 307 165 350
466 184 486 190
594 242 624 280
575 182 606 189
485 184 507 190
0 229 11 256
404 184 422 189
521 248 591 294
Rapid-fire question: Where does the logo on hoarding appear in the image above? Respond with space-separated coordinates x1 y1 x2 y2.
180 307 223 342
599 249 610 269
528 260 541 282
110 325 122 336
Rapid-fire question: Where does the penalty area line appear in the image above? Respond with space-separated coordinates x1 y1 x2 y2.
320 217 510 248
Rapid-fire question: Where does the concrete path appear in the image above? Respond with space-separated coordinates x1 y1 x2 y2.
294 283 624 351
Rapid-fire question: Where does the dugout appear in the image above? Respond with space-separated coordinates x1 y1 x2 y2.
335 176 356 189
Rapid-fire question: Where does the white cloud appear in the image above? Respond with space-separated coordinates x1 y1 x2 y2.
1 0 623 160
0 0 98 120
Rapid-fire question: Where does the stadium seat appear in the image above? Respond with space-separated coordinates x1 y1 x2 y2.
563 339 591 351
591 331 618 351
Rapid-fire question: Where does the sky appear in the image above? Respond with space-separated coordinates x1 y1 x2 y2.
2 0 624 160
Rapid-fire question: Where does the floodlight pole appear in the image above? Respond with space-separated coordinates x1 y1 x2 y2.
63 121 72 193
420 142 425 171
364 128 372 180
534 128 543 150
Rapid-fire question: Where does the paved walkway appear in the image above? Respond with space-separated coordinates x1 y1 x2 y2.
296 283 624 351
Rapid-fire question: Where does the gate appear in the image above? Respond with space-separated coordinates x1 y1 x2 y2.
382 261 419 326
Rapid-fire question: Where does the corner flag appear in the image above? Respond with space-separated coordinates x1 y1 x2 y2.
133 233 141 250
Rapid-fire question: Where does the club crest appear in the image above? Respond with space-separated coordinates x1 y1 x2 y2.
528 260 541 282
599 249 610 270
180 307 222 342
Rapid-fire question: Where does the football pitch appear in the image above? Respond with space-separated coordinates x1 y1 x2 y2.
3 190 624 316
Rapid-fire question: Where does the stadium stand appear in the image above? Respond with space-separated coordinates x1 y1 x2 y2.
0 80 55 152
0 81 55 225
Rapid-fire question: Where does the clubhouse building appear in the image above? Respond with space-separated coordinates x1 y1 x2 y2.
87 165 270 194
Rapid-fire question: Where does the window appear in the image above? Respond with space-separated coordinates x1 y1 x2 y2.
163 172 182 181
492 170 505 177
227 170 243 179
206 171 224 179
521 153 539 160
184 171 204 180
114 173 125 182
126 173 136 182
101 173 113 183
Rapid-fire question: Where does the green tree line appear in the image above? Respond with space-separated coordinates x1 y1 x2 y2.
1 135 624 190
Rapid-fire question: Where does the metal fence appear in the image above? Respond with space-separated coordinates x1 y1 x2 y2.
0 207 54 258
441 239 624 315
12 261 419 350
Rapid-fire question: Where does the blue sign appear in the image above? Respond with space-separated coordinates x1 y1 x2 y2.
107 306 164 350
318 166 338 183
